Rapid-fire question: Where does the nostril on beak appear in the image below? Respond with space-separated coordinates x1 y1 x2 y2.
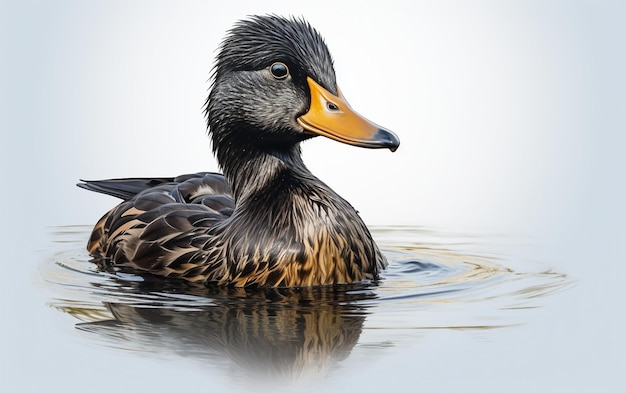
326 102 339 111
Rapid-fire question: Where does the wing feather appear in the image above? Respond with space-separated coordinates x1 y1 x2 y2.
85 173 234 280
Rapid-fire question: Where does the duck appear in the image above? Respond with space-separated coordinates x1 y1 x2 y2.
79 15 400 288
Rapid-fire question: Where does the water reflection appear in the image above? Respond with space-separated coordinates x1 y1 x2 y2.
67 282 372 381
43 226 571 383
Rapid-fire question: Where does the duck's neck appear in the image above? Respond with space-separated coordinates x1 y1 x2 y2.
219 141 311 203
210 121 311 203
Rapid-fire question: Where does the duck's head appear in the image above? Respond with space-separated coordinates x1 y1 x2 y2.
206 15 399 166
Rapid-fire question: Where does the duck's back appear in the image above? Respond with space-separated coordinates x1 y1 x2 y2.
80 172 234 281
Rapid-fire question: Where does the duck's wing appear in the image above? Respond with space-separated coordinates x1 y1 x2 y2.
78 172 228 201
83 172 234 281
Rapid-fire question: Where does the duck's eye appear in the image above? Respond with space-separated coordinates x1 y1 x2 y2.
270 62 289 80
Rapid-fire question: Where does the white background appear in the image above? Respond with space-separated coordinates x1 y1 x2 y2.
3 0 624 236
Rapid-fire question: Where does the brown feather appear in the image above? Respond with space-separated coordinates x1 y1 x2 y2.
85 171 385 287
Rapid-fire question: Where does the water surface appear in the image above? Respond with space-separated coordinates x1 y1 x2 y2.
42 225 569 385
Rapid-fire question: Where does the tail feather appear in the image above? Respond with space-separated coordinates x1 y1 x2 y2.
77 177 175 200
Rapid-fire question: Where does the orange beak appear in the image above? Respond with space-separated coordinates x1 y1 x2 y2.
297 77 400 152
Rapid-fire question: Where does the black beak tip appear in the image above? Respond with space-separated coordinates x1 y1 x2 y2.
376 128 401 152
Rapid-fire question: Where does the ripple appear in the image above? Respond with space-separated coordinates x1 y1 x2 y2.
41 225 571 382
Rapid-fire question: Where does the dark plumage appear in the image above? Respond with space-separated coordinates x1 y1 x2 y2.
80 15 400 287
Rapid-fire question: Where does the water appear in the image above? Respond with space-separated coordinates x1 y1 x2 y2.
41 225 570 387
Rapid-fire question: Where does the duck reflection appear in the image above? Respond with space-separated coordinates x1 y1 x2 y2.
71 276 376 381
